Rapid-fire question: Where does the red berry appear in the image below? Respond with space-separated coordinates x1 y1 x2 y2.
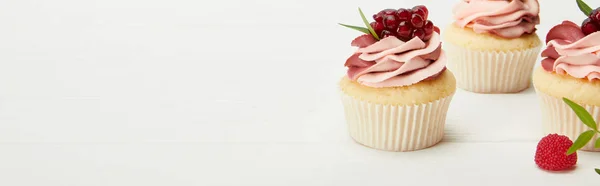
396 21 413 40
411 14 425 28
534 134 577 171
423 20 434 35
412 29 426 40
373 12 384 23
383 15 399 30
396 8 412 21
380 30 395 38
370 22 385 36
582 18 600 35
412 5 429 20
591 8 600 22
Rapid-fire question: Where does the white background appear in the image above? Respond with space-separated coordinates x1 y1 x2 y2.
0 0 599 185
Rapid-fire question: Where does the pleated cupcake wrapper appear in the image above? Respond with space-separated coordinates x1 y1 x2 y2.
444 43 541 93
340 91 454 152
535 89 600 151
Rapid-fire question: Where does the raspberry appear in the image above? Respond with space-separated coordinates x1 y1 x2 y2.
534 134 577 171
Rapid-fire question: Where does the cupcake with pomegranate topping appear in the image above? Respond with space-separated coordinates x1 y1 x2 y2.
338 6 456 152
533 0 600 151
444 0 542 93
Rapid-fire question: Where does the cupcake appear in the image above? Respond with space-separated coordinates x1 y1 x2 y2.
443 0 542 93
533 1 600 151
338 6 456 152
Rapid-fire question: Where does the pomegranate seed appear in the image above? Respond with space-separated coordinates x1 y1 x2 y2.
382 9 396 15
434 26 440 34
381 30 396 38
373 12 384 23
591 8 600 22
412 29 426 40
370 22 385 36
412 5 429 20
582 18 600 35
383 15 399 30
424 34 432 41
396 21 413 39
396 8 412 21
411 14 425 28
423 20 434 35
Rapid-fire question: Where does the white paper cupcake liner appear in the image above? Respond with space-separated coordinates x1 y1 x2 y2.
444 43 541 93
340 91 454 152
535 89 600 152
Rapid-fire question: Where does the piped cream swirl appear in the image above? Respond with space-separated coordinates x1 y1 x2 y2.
541 21 600 81
345 33 446 88
453 0 540 38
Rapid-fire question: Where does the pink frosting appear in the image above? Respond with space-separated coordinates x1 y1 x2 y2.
344 33 446 88
541 21 600 81
453 0 540 38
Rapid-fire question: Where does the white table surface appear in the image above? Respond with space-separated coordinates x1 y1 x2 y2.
1 0 599 185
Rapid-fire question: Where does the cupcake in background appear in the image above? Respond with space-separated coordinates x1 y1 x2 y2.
533 0 600 151
338 6 456 152
444 0 542 93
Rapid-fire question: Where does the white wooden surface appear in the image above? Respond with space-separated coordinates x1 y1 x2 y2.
0 0 599 185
